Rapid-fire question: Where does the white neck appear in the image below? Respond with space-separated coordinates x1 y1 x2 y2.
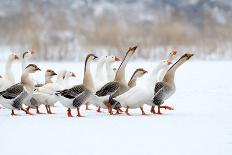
5 57 15 83
95 60 105 81
21 71 34 92
106 61 115 81
45 76 53 84
146 63 164 85
83 60 95 92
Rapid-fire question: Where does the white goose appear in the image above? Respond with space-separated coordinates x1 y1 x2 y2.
33 70 74 114
55 54 98 117
0 53 20 92
21 50 34 72
0 64 41 115
105 56 120 82
114 60 172 115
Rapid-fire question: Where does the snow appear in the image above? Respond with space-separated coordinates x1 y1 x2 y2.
0 61 232 155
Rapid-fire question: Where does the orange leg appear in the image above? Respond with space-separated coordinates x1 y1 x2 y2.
125 106 131 116
140 107 147 115
156 106 162 115
114 108 122 115
150 106 155 114
22 108 33 115
26 106 30 112
67 108 73 117
96 107 101 113
45 105 49 114
77 107 84 117
104 101 113 115
118 108 123 112
160 105 174 110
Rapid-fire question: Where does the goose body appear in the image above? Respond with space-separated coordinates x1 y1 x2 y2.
115 60 172 114
153 53 194 114
95 46 137 113
0 64 41 115
56 54 98 117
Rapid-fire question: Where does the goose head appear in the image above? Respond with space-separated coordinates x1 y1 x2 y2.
86 54 98 63
23 50 34 59
126 46 137 56
9 53 20 61
133 68 148 78
106 55 120 63
45 69 57 77
181 53 194 60
25 64 41 73
64 71 76 79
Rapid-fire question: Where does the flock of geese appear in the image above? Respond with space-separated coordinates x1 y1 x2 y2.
0 46 193 117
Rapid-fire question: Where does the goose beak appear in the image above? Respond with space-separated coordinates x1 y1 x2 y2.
29 50 34 55
186 53 194 59
71 72 76 77
14 55 20 60
167 60 173 65
144 70 148 74
172 50 177 56
37 68 41 71
52 72 57 76
114 56 120 61
94 55 98 59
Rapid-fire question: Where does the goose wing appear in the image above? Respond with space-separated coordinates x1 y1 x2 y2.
96 81 119 96
56 85 85 99
154 82 165 94
73 90 91 108
0 83 24 99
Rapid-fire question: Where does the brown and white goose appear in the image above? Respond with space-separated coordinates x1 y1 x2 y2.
55 54 98 117
96 46 137 114
128 68 148 88
153 53 194 114
0 64 41 115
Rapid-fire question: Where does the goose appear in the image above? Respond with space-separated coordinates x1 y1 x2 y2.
33 70 74 114
150 50 177 113
95 67 147 113
28 69 57 114
0 64 41 115
105 56 120 82
0 53 20 92
114 60 172 115
55 54 98 117
96 46 137 114
152 53 194 114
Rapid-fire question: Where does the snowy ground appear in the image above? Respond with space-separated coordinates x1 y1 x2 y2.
0 61 231 155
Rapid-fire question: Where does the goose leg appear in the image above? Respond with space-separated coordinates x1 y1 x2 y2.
150 106 156 114
67 108 73 117
125 106 131 116
96 107 101 113
114 108 122 115
11 110 18 116
48 105 55 114
26 106 30 112
160 105 174 110
118 108 123 112
77 108 84 117
22 108 33 115
104 101 113 115
36 106 45 114
156 106 162 115
140 107 147 115
45 105 49 114
85 103 91 110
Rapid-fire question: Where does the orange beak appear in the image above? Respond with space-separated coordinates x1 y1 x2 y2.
14 54 20 60
114 56 120 61
172 50 177 56
167 60 173 65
